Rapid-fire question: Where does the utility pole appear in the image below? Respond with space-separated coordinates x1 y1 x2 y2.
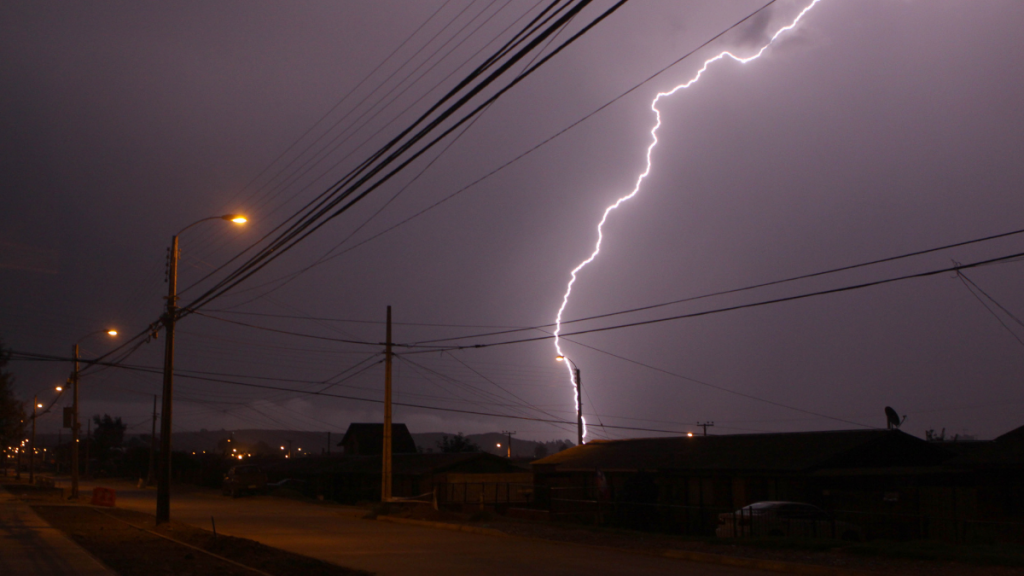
158 234 178 524
697 421 714 436
29 396 37 484
502 431 516 458
147 395 157 486
381 306 393 503
574 367 582 446
71 344 81 499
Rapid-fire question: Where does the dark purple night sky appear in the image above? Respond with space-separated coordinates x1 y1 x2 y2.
3 0 1023 442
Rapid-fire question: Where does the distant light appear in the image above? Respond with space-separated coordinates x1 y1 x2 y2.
496 443 501 447
687 432 693 437
55 386 63 392
223 214 247 224
280 446 285 450
37 403 43 408
237 455 243 460
555 356 565 362
297 448 302 451
107 330 118 336
232 449 236 452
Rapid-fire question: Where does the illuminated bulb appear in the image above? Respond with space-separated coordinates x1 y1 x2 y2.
223 214 247 224
37 403 43 408
107 329 118 336
55 386 62 392
687 432 694 438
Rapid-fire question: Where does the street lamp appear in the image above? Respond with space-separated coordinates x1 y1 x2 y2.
158 213 246 524
70 329 118 498
556 355 583 446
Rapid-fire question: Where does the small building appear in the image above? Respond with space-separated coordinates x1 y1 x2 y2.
339 423 417 455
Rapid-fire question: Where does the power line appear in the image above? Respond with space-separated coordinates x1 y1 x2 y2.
404 250 1024 352
413 226 1024 345
210 1 783 293
9 349 693 435
180 1 628 315
175 0 591 311
955 271 1024 347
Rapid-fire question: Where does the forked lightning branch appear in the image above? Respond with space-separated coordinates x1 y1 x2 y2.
552 0 824 442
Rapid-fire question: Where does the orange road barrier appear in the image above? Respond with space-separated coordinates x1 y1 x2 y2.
90 487 116 507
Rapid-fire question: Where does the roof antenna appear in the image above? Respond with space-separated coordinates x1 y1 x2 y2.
884 406 906 430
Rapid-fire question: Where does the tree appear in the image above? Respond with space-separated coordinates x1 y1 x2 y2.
0 340 26 472
533 443 548 459
437 433 480 453
91 414 126 462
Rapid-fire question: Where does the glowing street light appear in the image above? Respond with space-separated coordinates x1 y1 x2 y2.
70 329 118 498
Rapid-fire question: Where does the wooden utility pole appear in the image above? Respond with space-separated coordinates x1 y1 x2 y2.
147 395 157 486
574 367 582 446
502 431 516 458
158 234 178 523
381 306 392 503
71 344 80 499
697 421 714 436
29 396 37 484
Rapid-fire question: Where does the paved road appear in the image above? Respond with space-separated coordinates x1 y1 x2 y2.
0 484 116 576
74 478 770 576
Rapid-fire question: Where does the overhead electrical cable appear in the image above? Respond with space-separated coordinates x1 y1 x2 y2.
412 226 1024 344
401 250 1024 352
175 0 581 304
224 0 783 287
179 1 629 316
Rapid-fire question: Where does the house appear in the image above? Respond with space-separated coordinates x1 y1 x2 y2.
338 423 417 455
531 428 1024 541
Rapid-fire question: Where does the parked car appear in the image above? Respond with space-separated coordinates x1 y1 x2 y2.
222 465 268 498
716 501 863 541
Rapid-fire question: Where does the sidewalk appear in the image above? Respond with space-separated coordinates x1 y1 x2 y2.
0 484 116 576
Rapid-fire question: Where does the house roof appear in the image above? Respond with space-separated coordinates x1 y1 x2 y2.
339 423 417 455
532 429 955 474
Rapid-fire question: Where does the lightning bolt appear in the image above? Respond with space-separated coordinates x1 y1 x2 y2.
553 0 823 442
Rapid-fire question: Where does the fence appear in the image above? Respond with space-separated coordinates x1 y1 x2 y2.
443 482 534 507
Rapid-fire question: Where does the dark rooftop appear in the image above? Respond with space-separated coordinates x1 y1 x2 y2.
532 429 956 473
